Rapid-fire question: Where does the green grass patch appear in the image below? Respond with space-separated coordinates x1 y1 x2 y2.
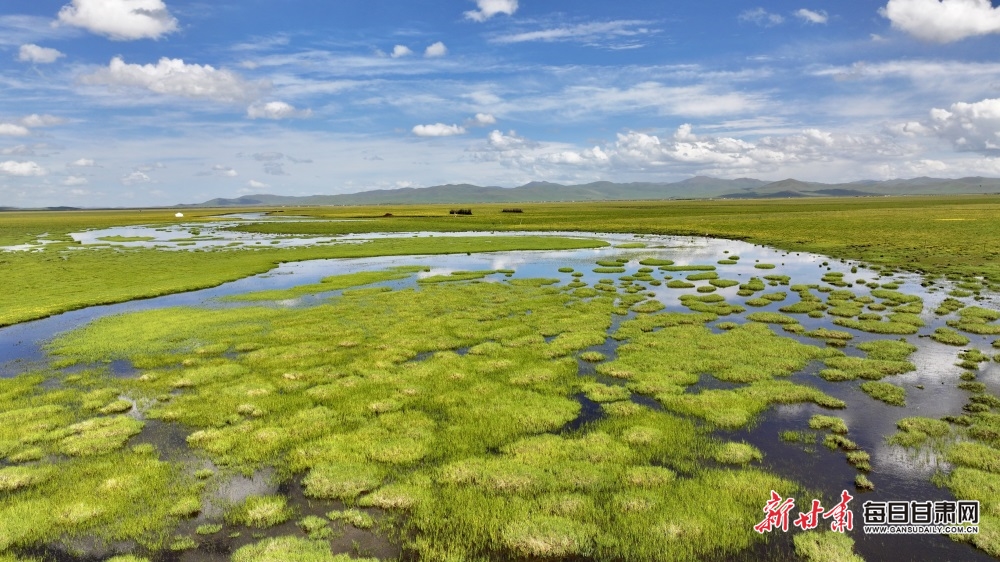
745 312 798 325
860 381 906 406
932 327 971 346
809 415 848 434
793 531 863 562
888 417 950 448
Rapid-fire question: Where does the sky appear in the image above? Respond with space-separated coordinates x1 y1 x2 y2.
3 0 1000 207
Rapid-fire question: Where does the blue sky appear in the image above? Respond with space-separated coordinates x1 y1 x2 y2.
3 0 1000 206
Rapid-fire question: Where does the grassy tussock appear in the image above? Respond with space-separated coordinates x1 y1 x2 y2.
888 417 950 448
832 318 919 335
809 415 848 434
932 327 971 346
231 536 379 562
225 495 293 528
793 531 863 562
860 381 906 406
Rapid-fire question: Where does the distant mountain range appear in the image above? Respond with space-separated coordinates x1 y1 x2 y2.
181 175 1000 207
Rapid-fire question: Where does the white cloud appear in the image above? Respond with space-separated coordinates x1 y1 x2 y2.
424 41 448 57
247 101 311 119
19 114 66 127
0 160 47 176
57 0 178 41
491 20 655 45
17 44 65 64
208 164 238 177
881 0 1000 42
120 170 151 185
739 8 785 27
470 113 497 126
62 175 88 186
472 125 905 178
528 82 762 118
0 124 30 136
69 158 96 167
247 179 270 189
412 123 466 137
465 0 518 22
390 45 413 58
795 9 829 24
81 57 262 103
911 98 1000 152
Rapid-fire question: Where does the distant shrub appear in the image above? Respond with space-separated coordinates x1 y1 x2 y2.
501 208 523 213
449 209 473 215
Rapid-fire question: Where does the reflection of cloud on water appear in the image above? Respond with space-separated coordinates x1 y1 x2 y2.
874 440 949 480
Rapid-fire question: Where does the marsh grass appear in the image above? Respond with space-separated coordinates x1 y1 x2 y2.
832 318 919 335
808 415 848 434
328 508 376 530
225 495 293 528
712 442 763 465
846 450 871 471
860 381 906 406
932 328 971 346
855 474 875 491
888 417 951 448
793 530 863 562
231 536 379 562
746 312 798 325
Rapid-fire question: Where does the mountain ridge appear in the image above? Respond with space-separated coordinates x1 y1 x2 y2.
182 176 1000 207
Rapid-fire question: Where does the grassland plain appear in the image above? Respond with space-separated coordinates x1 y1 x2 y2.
5 274 818 561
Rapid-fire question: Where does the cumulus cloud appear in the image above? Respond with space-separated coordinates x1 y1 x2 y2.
424 41 448 57
739 8 784 27
491 20 655 46
915 98 1000 152
881 0 1000 42
465 0 518 22
390 45 413 58
57 0 178 41
17 44 64 63
412 123 466 137
19 114 66 127
62 175 88 186
69 158 96 167
247 179 270 189
81 57 262 102
795 9 829 24
469 113 497 126
247 101 311 119
0 160 47 176
472 125 905 177
120 170 151 185
0 124 30 136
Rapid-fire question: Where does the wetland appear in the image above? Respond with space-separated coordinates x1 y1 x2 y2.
3 200 1000 562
